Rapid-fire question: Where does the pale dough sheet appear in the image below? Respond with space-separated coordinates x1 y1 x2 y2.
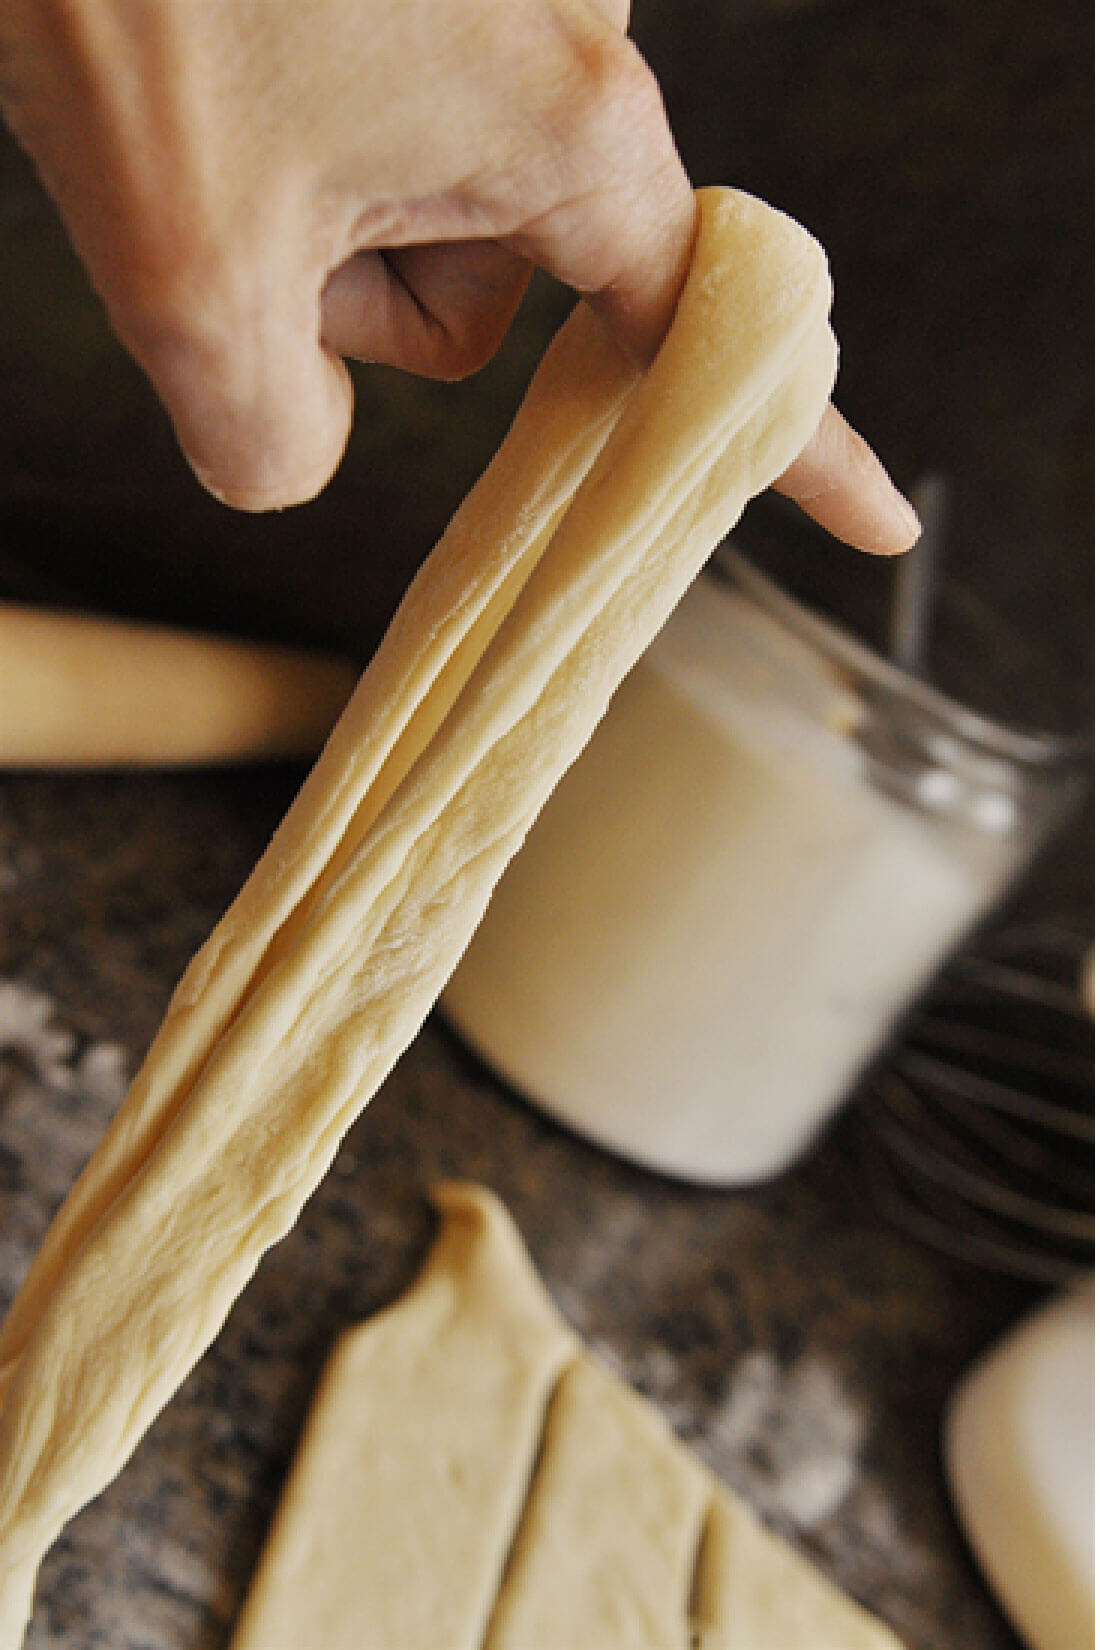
690 1494 905 1650
232 1185 905 1650
231 1184 577 1650
0 188 837 1643
483 1358 711 1649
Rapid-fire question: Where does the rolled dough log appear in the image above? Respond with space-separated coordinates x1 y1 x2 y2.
231 1185 905 1650
0 187 837 1643
0 603 357 767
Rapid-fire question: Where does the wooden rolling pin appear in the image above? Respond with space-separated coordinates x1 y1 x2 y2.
0 603 358 767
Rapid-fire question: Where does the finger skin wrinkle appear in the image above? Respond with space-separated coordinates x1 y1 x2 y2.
383 251 494 380
343 195 467 256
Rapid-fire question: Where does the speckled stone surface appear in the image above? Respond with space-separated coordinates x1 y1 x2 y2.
1 770 1087 1650
0 0 1091 1646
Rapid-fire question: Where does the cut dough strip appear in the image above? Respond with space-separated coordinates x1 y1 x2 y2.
482 1356 711 1650
231 1184 577 1650
230 1184 905 1650
0 188 837 1644
690 1492 906 1650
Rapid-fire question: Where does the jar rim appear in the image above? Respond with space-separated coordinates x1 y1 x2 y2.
712 545 1092 771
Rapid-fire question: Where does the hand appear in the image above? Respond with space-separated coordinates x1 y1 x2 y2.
0 0 918 551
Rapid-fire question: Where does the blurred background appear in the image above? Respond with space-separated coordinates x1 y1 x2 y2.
0 2 1092 1647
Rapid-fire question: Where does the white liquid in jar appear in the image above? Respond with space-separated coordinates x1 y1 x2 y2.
442 572 1020 1183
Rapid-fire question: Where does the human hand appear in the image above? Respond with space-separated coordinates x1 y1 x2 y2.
0 0 918 551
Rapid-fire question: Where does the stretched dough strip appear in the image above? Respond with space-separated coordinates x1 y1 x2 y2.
0 302 635 1410
0 188 836 1643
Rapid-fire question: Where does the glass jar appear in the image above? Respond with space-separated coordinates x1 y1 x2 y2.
442 549 1088 1184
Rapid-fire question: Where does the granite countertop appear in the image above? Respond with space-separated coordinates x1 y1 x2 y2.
0 0 1091 1646
1 775 1088 1650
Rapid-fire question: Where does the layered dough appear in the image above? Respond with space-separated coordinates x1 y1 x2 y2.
0 604 357 767
0 187 838 1643
231 1185 904 1650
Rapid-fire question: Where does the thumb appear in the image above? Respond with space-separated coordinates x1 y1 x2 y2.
115 285 355 514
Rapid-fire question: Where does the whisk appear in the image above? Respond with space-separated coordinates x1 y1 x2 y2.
858 921 1094 1287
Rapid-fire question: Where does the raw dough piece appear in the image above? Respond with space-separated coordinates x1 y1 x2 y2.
231 1185 905 1650
231 1185 576 1650
0 187 837 1644
0 603 357 767
484 1358 710 1649
690 1492 904 1650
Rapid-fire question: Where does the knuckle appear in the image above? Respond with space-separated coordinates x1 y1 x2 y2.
567 27 662 153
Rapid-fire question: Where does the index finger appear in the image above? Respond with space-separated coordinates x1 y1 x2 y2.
504 29 699 370
506 22 917 556
774 404 921 555
587 181 917 556
589 192 919 557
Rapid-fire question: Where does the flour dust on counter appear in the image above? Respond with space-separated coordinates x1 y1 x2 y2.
0 980 127 1285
